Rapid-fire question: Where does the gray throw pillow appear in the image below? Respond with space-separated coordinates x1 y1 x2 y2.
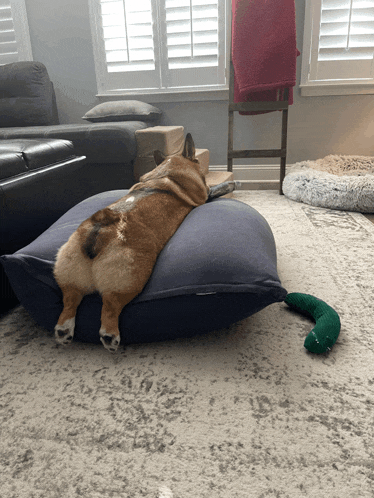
82 101 162 123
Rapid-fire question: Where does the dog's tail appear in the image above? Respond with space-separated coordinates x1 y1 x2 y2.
82 208 121 259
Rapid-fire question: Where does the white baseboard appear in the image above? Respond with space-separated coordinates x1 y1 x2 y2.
209 164 291 189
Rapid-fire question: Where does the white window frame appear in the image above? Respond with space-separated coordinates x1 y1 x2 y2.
301 0 374 96
88 0 230 102
0 0 32 66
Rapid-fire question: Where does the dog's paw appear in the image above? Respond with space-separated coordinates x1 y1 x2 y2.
99 328 120 353
55 318 75 345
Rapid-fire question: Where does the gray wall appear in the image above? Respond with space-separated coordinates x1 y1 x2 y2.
25 0 374 165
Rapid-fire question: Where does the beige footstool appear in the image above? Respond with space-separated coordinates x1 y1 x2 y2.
133 126 208 178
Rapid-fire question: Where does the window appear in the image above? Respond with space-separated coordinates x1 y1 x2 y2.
0 0 32 65
301 0 374 96
89 0 228 99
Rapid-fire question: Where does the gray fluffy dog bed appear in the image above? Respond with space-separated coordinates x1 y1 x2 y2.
282 155 374 213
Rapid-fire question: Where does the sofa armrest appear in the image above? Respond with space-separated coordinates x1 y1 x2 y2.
0 156 87 253
0 121 150 164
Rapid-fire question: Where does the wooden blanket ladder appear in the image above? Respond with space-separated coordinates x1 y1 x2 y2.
227 58 290 195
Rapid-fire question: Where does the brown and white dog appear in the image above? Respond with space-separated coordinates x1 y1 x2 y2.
53 133 209 352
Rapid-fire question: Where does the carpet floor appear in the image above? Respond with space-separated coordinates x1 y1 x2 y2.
1 191 374 498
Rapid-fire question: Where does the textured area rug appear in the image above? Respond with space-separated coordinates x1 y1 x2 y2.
1 191 374 498
283 155 374 213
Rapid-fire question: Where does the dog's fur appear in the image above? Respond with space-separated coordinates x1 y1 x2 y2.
53 134 209 352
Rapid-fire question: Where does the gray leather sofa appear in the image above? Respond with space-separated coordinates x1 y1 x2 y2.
0 61 152 192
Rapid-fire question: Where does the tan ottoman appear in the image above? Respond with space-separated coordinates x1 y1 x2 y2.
133 126 210 181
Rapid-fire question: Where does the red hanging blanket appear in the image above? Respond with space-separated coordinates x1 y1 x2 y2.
231 0 300 115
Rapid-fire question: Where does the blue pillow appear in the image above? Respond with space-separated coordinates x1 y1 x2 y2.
0 190 287 345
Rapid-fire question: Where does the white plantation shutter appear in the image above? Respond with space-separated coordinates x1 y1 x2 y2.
102 0 155 73
163 0 224 87
89 0 226 94
301 0 374 94
92 0 161 91
0 0 32 65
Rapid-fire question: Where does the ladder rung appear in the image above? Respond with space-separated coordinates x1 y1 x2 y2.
229 101 289 112
228 148 286 159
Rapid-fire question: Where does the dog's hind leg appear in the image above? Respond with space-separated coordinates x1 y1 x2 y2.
55 285 85 345
99 291 139 353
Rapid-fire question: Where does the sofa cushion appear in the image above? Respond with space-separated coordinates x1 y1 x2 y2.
0 121 149 164
82 101 162 123
0 149 26 180
0 61 57 127
0 138 76 171
0 190 287 345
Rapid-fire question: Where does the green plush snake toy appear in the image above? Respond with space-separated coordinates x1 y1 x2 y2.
284 293 341 354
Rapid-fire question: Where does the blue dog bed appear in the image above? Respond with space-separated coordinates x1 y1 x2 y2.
1 190 287 345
